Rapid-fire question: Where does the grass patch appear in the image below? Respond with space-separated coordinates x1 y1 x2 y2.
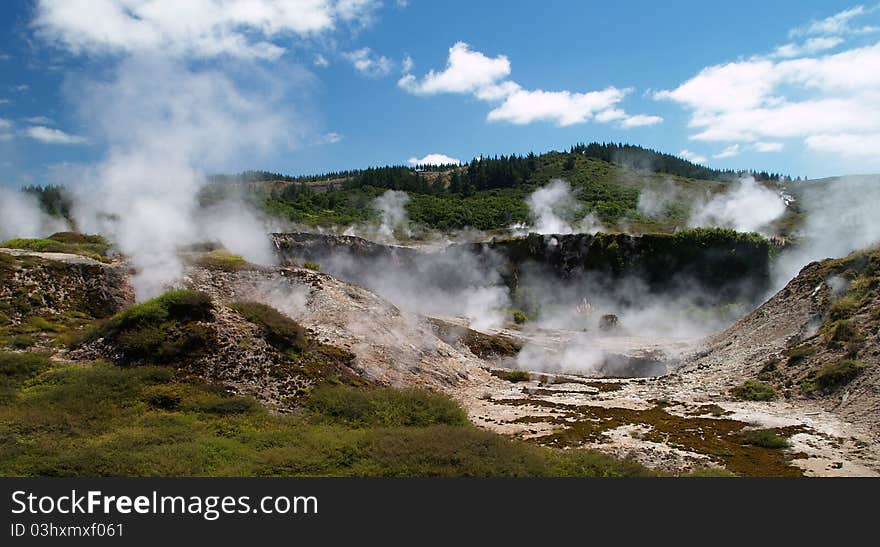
191 250 256 272
303 261 321 271
742 429 790 449
79 290 215 365
306 385 469 428
228 301 307 353
785 345 816 366
0 233 112 262
511 309 528 325
801 359 866 393
490 369 531 383
0 357 652 477
731 380 777 401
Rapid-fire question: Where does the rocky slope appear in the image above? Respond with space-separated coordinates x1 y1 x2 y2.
180 264 496 391
0 248 133 323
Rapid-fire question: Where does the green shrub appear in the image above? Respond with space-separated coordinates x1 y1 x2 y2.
195 396 261 415
0 351 51 402
192 250 255 272
307 385 469 428
492 369 531 383
83 290 215 364
785 345 816 366
803 359 866 393
303 261 321 271
511 309 528 324
0 351 51 379
10 335 37 349
229 301 307 353
731 380 777 401
829 294 860 321
742 429 789 449
824 320 859 349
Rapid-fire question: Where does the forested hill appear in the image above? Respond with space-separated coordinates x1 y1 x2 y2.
21 142 798 234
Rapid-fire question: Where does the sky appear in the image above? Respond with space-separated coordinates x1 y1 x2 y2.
1 0 879 187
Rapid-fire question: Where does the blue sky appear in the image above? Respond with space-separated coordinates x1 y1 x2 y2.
1 0 879 187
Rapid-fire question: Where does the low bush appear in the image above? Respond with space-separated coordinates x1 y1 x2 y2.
491 369 531 383
191 251 255 272
731 380 777 401
742 429 789 449
785 345 816 366
82 290 215 364
802 359 866 393
306 385 469 428
303 261 321 271
229 301 308 353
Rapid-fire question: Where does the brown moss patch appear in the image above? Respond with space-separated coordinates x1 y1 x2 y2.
496 397 804 476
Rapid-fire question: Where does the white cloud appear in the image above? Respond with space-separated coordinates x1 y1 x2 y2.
401 54 414 73
754 141 784 152
679 149 707 164
791 5 878 37
0 118 11 130
407 153 461 166
313 53 329 67
401 42 661 128
33 0 380 59
0 98 10 105
657 40 880 158
399 42 510 95
321 131 342 144
772 36 844 58
620 113 663 128
714 144 741 159
24 125 86 144
487 87 627 126
344 47 393 77
805 132 880 158
23 115 52 124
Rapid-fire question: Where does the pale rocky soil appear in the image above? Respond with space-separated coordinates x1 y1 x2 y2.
454 260 880 476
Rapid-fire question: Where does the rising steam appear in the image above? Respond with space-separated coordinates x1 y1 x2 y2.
0 187 69 241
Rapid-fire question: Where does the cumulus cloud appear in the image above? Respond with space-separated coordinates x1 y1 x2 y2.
407 153 460 166
33 0 379 59
313 53 329 67
400 41 661 128
24 125 86 144
344 47 393 77
398 42 510 95
657 5 880 162
487 87 628 126
679 149 707 164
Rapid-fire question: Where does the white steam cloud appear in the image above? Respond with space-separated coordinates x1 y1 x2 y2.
0 187 69 241
373 189 411 241
66 56 294 298
515 179 605 235
774 175 880 286
689 176 787 233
